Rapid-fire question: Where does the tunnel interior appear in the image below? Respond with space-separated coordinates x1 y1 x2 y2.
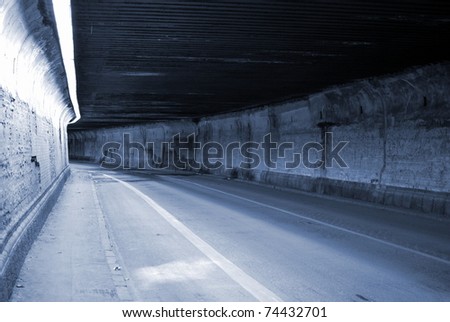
0 0 450 303
66 0 450 208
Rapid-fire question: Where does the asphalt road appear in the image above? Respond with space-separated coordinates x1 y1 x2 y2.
11 163 450 301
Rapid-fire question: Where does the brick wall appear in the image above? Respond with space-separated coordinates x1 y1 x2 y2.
0 0 76 299
0 0 74 234
0 86 72 233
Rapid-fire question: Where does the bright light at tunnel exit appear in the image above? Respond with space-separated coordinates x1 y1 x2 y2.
52 0 81 124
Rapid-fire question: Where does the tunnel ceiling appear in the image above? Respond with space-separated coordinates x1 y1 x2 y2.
70 0 450 129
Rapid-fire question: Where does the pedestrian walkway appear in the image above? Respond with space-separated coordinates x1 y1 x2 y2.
10 169 130 301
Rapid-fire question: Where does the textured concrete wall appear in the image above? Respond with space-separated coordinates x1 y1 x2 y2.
68 63 450 216
0 0 75 300
196 63 450 215
196 64 449 189
69 121 197 168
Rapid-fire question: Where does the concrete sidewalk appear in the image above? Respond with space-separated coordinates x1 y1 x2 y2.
10 169 130 301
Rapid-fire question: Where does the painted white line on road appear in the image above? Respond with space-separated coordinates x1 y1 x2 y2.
103 174 282 302
167 177 450 266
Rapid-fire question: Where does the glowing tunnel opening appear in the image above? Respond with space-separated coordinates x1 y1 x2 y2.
52 0 81 124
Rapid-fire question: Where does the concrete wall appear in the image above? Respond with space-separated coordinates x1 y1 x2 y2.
196 64 450 216
68 63 450 217
69 121 197 168
0 0 75 300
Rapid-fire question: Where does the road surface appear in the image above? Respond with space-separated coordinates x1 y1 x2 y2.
11 163 450 301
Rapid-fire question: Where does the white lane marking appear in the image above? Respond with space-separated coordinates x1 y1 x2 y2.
103 174 282 302
166 177 450 266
